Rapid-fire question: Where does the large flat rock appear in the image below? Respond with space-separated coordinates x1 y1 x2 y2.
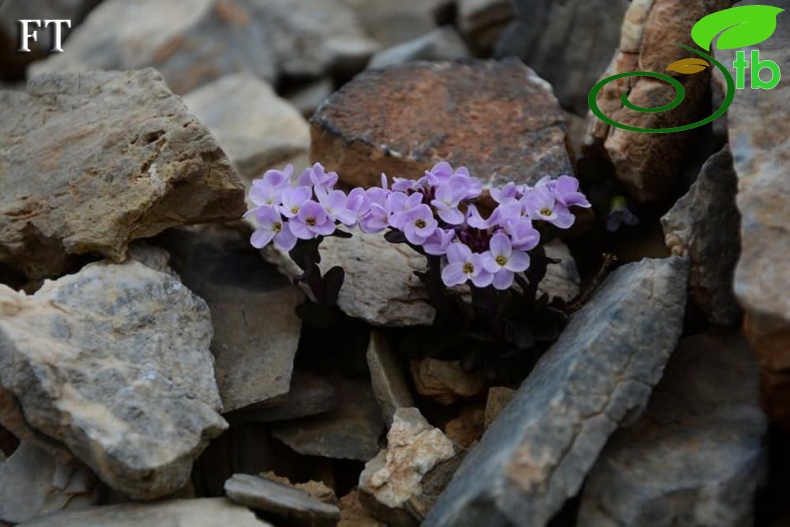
0 260 227 499
424 256 689 526
310 59 573 190
0 69 244 280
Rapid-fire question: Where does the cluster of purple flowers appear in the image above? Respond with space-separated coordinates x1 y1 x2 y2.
247 162 590 291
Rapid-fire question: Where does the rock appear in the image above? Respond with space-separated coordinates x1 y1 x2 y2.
359 408 455 520
581 0 729 203
423 256 689 526
411 358 486 405
484 387 516 429
225 474 340 525
661 146 741 326
30 0 278 92
226 370 338 425
495 0 630 115
339 490 385 527
0 260 227 499
367 332 415 426
0 69 244 280
184 73 310 185
260 472 338 504
0 442 99 524
285 78 335 118
272 377 385 461
368 27 469 69
714 0 790 432
158 226 303 413
339 0 448 48
16 498 271 527
458 0 514 52
310 59 573 190
444 404 485 449
126 242 174 274
578 330 767 527
540 240 581 303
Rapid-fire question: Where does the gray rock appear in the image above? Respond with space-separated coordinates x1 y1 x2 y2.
458 0 514 52
158 226 303 414
540 240 581 303
225 474 340 524
0 442 99 524
285 78 335 118
367 332 415 426
339 0 448 48
184 73 310 185
0 260 227 499
17 498 271 527
0 69 245 280
368 26 469 69
578 330 767 527
423 256 689 526
496 0 629 114
662 147 741 326
29 0 279 93
484 387 516 429
714 0 790 430
272 377 385 461
411 358 487 406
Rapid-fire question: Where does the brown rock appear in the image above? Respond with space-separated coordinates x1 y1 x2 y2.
310 59 573 190
339 490 385 527
582 0 729 202
0 69 244 280
411 358 486 405
444 404 485 449
484 386 516 429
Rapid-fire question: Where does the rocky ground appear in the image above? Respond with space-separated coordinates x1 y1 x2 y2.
0 0 788 526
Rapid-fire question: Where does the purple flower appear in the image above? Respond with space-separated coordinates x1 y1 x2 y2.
391 178 418 193
424 228 456 256
490 182 519 204
431 179 466 225
250 205 297 251
425 161 454 186
548 175 591 208
249 165 293 207
359 203 389 234
297 163 339 190
488 198 523 228
317 188 357 226
606 195 639 232
453 167 482 200
466 204 491 230
280 186 312 218
441 243 493 288
389 192 423 230
288 201 336 239
482 232 530 290
346 187 371 223
523 187 575 229
400 204 438 245
506 218 540 251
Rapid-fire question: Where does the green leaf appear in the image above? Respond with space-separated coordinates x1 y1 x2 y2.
691 5 784 51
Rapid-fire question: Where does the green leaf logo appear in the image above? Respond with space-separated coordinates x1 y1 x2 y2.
691 5 784 51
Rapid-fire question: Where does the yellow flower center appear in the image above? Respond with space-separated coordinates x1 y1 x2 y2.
415 219 427 229
306 217 316 227
496 255 507 266
463 262 474 274
540 207 552 217
291 206 299 214
273 222 282 233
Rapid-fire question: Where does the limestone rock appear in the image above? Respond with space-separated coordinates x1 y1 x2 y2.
184 73 310 185
715 0 790 432
578 330 767 527
225 474 340 525
359 408 455 515
272 377 385 461
484 387 516 429
423 257 689 526
368 27 469 69
310 59 573 190
540 240 581 303
367 332 415 426
582 0 729 202
495 0 630 115
339 490 385 527
17 498 271 527
411 358 486 405
0 260 227 499
662 146 741 325
28 0 278 92
0 69 245 280
0 442 99 524
158 226 303 413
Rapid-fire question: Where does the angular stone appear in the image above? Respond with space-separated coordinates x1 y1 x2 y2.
444 404 485 449
423 256 689 526
339 490 386 527
540 240 581 303
310 59 573 190
458 0 513 52
29 0 279 93
495 0 630 114
184 73 310 185
158 226 303 413
411 358 486 405
225 474 340 524
0 69 245 280
582 0 729 202
368 27 469 69
16 498 271 527
360 408 455 517
0 442 99 524
662 146 741 325
367 332 415 426
339 0 448 48
260 472 338 504
0 260 227 499
484 387 516 429
272 377 385 461
715 0 790 431
578 330 767 527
